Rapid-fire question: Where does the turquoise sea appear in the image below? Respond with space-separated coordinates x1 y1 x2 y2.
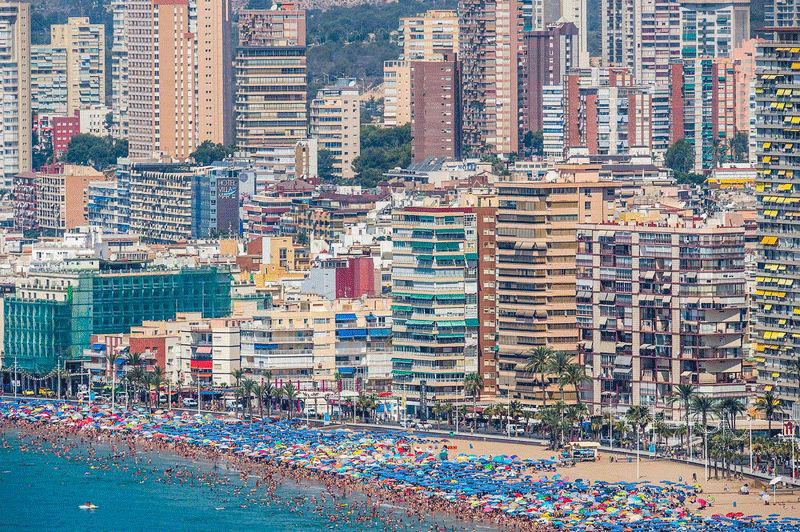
0 431 459 532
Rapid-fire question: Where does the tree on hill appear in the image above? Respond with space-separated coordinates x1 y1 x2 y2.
352 124 411 187
190 141 234 166
64 134 127 170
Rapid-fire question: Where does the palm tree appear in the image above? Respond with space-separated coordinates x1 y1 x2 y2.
334 371 344 422
271 386 284 418
691 395 717 461
716 397 746 431
230 369 245 417
525 346 554 406
356 392 378 422
282 382 298 419
252 382 264 418
755 391 783 435
559 363 590 405
149 365 164 407
536 405 563 449
125 352 144 369
463 372 483 428
262 381 274 417
626 405 653 445
789 359 800 400
104 351 116 381
548 351 572 402
241 378 256 419
432 402 449 429
669 383 697 456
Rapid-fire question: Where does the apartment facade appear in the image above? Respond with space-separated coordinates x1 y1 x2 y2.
125 0 232 160
391 207 484 414
111 0 128 138
520 21 578 137
235 6 307 154
35 165 106 237
31 45 67 115
679 0 750 60
494 173 617 405
460 0 519 155
410 54 461 162
0 0 31 191
383 60 411 127
50 17 105 114
753 31 800 414
670 58 737 172
576 223 747 417
310 79 360 179
3 263 231 372
400 10 459 60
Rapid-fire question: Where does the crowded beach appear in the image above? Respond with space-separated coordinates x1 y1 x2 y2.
2 399 800 531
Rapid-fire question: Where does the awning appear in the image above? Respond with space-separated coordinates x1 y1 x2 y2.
335 313 357 321
615 355 632 366
577 291 591 300
337 367 355 375
699 360 742 374
195 346 212 354
641 271 655 280
534 309 548 318
92 343 106 351
369 328 391 337
465 318 479 327
337 328 367 338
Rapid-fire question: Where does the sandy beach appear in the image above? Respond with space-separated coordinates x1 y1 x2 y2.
418 434 800 519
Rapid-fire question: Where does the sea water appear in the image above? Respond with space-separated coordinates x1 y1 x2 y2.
0 432 458 532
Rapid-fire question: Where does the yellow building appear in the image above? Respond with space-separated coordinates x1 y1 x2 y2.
51 17 105 114
126 0 232 160
494 167 617 405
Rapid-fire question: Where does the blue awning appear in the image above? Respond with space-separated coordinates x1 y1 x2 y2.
92 343 106 351
369 328 391 337
337 328 367 338
254 343 279 349
114 357 126 365
335 313 357 321
337 367 355 374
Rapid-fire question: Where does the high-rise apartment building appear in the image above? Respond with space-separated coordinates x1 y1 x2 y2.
576 222 747 417
383 60 411 127
310 79 360 179
126 0 232 160
400 10 460 60
33 164 106 237
460 0 520 155
600 0 682 86
0 0 31 191
111 0 128 139
385 10 459 128
564 71 652 155
391 207 487 414
520 21 577 137
31 44 67 115
494 173 616 405
753 25 800 415
50 17 105 114
410 54 461 162
541 85 565 158
670 58 737 171
235 6 307 154
679 0 750 60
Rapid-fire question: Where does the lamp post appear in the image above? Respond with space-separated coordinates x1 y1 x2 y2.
748 415 753 472
636 423 641 479
13 356 17 399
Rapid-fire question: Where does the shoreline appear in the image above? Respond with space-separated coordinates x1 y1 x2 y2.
1 420 492 531
2 400 799 531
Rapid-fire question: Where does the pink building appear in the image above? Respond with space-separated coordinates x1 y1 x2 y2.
52 115 80 155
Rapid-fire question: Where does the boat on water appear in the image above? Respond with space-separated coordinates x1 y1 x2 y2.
78 503 98 510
